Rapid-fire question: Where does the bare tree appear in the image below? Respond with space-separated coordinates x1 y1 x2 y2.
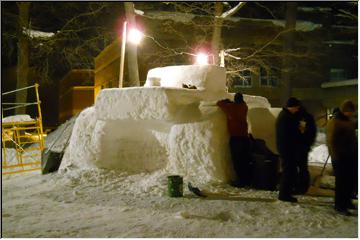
135 2 306 85
15 2 30 114
211 2 224 65
281 2 297 103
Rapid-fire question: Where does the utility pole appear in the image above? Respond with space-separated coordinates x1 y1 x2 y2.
281 2 297 105
124 2 140 87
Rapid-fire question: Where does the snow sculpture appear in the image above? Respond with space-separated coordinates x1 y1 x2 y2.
144 65 227 93
61 65 278 184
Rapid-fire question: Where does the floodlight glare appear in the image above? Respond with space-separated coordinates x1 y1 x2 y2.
128 28 144 45
195 53 209 65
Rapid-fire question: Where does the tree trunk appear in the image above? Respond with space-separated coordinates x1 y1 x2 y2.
15 2 30 114
281 2 297 105
211 2 224 66
124 2 140 87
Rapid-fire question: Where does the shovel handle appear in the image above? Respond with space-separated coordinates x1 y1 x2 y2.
319 154 330 176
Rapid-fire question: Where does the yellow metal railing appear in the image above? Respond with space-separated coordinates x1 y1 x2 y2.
2 84 45 175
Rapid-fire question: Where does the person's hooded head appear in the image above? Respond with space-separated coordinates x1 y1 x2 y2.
234 92 244 104
340 99 356 118
285 97 301 114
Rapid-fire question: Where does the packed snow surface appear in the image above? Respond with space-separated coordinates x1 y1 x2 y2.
2 114 35 123
2 169 357 237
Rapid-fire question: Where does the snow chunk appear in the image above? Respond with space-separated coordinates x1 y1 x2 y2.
145 11 195 23
2 114 34 123
23 27 55 39
95 87 222 122
298 7 332 12
271 20 322 32
134 8 144 15
145 65 227 93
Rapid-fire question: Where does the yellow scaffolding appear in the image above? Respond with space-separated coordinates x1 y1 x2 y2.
2 84 45 175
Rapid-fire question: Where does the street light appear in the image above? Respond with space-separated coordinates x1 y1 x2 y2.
119 21 144 88
195 52 209 65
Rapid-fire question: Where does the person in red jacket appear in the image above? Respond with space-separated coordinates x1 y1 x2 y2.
217 92 251 187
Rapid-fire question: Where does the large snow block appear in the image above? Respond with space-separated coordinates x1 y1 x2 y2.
247 107 281 154
167 109 235 183
90 119 170 173
144 65 227 92
95 87 210 122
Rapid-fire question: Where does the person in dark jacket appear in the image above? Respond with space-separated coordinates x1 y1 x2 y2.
326 100 357 215
217 92 251 187
276 97 303 202
294 106 317 194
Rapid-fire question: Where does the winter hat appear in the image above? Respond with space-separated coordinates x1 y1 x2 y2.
340 100 356 113
234 92 244 103
285 97 301 107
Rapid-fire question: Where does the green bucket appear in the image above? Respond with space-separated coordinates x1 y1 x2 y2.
167 175 183 197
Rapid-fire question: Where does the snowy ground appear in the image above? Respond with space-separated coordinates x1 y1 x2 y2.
2 168 357 238
2 65 357 237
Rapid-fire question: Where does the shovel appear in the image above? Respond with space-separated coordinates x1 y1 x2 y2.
312 154 331 188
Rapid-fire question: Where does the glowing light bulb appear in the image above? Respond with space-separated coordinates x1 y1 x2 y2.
127 28 143 45
195 53 209 65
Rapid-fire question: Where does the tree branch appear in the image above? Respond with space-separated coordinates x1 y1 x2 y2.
218 2 246 19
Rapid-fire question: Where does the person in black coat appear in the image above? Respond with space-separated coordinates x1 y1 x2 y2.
326 100 357 215
276 97 303 202
294 106 317 194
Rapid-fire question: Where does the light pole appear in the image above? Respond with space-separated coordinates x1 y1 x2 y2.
118 21 144 88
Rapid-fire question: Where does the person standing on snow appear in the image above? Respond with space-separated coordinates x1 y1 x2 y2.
276 97 303 202
294 106 317 195
217 92 251 187
326 100 357 215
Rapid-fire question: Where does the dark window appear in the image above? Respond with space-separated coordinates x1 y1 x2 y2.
260 68 279 87
330 68 346 81
231 70 252 88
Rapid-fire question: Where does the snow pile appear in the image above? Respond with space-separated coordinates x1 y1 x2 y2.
309 144 331 165
61 107 98 170
2 114 34 123
314 130 326 146
61 65 275 185
2 149 19 166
